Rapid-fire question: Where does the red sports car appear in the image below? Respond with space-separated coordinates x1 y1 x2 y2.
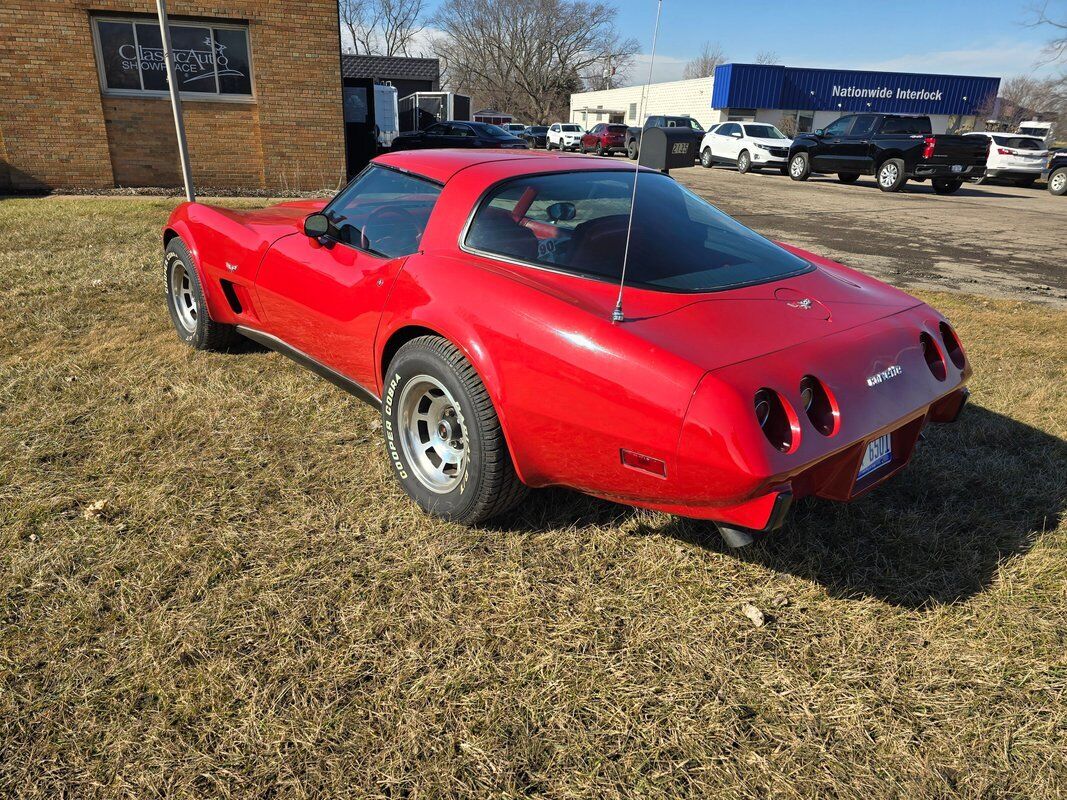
163 150 969 546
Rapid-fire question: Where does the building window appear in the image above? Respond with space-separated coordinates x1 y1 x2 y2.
92 16 253 99
628 102 637 121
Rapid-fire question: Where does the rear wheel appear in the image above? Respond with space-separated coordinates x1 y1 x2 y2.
627 140 638 160
1049 168 1067 196
164 237 237 351
736 150 751 174
383 336 527 525
932 178 963 195
877 158 907 192
788 152 810 181
837 172 860 184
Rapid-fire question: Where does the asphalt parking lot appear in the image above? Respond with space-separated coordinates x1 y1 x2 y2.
674 165 1067 307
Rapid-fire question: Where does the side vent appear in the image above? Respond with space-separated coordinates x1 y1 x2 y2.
220 280 243 314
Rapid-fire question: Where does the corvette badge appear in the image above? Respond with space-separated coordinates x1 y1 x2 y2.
867 365 903 387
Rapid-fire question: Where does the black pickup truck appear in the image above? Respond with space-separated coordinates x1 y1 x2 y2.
787 113 988 194
1047 150 1067 196
625 115 705 160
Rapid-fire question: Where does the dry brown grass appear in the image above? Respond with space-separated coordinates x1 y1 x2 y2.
1 196 1065 799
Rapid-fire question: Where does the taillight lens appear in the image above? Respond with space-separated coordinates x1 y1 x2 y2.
920 332 947 381
754 388 800 453
922 136 936 159
799 375 840 436
997 148 1013 156
939 321 966 369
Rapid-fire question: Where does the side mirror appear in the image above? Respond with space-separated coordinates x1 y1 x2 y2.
732 131 743 138
546 202 576 222
304 213 337 241
814 129 825 137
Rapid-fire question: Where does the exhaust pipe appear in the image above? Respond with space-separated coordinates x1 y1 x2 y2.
717 524 755 549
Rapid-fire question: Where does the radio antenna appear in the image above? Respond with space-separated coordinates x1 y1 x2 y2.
612 0 663 324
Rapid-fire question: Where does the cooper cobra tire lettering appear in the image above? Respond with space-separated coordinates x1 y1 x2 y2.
384 372 407 479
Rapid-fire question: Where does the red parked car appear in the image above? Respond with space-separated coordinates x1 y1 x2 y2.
580 123 628 156
163 150 969 546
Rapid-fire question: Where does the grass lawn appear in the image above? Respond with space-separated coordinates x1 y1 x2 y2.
1 196 1064 798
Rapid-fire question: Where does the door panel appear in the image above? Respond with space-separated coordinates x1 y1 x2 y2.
254 234 402 391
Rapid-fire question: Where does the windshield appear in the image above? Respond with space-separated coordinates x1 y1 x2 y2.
562 124 581 132
665 117 704 131
465 170 811 293
744 124 787 139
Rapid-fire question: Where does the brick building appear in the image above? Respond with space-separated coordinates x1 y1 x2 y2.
0 0 346 192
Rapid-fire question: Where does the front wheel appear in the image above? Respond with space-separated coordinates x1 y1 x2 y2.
383 336 527 525
837 172 860 184
546 140 555 151
165 238 237 351
932 178 963 195
736 150 751 174
788 152 810 181
700 147 714 168
877 158 907 192
1049 168 1067 196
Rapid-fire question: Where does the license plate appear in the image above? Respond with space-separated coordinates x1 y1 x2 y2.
857 434 892 479
951 164 963 173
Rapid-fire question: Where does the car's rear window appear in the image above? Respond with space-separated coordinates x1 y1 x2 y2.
606 125 628 133
464 170 812 293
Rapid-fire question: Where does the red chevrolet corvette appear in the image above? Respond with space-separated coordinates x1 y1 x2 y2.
163 150 969 546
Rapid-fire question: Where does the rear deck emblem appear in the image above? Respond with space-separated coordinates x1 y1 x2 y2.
867 365 903 387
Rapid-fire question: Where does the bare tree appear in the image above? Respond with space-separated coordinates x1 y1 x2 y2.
754 50 779 65
1027 1 1066 65
339 0 378 55
432 0 638 124
682 41 727 79
339 0 427 56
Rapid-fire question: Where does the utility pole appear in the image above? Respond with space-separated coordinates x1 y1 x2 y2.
156 0 195 202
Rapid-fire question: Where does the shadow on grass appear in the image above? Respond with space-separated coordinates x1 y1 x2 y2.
495 406 1066 609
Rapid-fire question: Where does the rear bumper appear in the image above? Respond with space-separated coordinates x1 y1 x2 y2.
913 163 985 178
986 167 1043 178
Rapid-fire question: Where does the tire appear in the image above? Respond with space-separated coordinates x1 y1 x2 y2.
165 237 237 351
788 152 810 181
837 172 860 184
627 140 638 160
382 336 527 525
1014 175 1038 188
547 140 555 151
932 178 963 195
1049 168 1067 196
876 158 907 192
596 143 605 156
700 147 714 168
736 150 751 174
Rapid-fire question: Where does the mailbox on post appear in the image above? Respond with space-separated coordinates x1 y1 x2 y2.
637 127 699 173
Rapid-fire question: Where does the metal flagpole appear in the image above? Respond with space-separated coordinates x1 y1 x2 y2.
156 0 195 202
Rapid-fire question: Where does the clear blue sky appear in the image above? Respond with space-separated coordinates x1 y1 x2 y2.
611 0 1060 84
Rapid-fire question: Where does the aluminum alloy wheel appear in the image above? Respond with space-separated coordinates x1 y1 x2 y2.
169 259 198 333
1051 171 1067 193
398 374 468 494
789 156 805 177
879 162 899 187
738 153 749 172
701 149 712 168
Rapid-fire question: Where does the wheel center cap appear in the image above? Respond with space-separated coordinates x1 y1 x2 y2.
437 420 452 440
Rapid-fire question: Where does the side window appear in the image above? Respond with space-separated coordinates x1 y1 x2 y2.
425 123 448 135
720 123 738 137
448 124 473 137
849 115 878 137
822 116 853 137
324 166 441 258
550 124 560 132
880 116 929 135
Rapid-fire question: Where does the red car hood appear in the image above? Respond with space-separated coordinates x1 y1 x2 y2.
213 199 327 241
486 244 922 373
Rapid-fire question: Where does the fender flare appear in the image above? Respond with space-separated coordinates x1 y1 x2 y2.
162 217 230 322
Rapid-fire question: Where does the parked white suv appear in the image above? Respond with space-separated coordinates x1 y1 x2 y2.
699 122 793 174
963 131 1047 187
547 123 584 152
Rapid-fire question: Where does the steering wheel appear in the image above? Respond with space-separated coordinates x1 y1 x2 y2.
360 206 419 254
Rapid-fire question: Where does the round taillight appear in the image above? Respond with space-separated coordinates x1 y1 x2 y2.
939 321 966 369
799 375 839 436
920 332 947 381
753 388 799 453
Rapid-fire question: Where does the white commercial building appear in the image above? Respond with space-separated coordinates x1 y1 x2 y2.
571 64 1000 136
